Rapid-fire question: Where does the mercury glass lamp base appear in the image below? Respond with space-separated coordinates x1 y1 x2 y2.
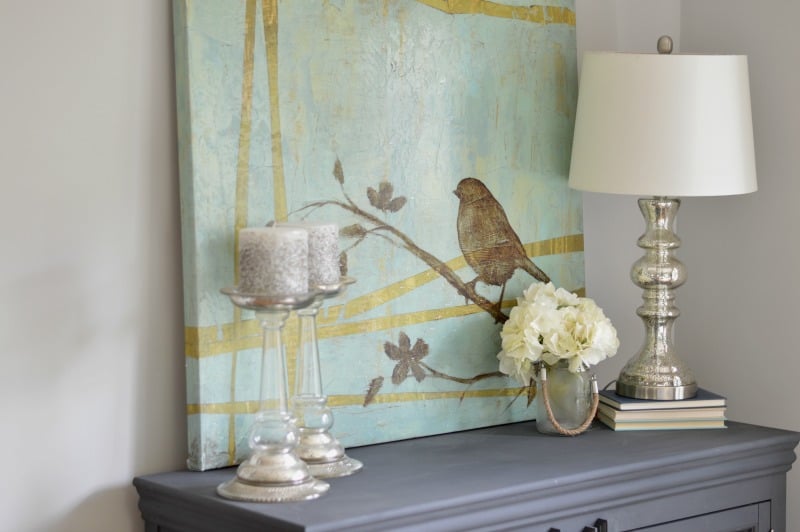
617 197 699 402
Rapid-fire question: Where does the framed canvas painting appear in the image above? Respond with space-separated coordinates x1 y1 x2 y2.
173 0 583 471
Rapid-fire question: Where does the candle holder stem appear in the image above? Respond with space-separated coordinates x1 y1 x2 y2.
295 302 325 399
217 308 329 502
292 297 363 478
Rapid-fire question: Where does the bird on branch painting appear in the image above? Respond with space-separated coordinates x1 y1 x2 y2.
454 177 550 310
295 163 548 405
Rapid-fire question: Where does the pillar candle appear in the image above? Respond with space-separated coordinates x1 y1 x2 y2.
280 221 340 287
238 227 309 295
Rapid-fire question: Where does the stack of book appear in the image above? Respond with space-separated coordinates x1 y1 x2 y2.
596 388 727 431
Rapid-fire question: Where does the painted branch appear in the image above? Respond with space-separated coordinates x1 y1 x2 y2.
300 199 509 323
418 362 504 385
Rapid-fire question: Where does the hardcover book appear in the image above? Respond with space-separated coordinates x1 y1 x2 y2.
597 403 726 422
598 388 726 411
597 412 726 431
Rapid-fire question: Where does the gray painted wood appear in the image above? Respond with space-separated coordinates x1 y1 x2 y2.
134 421 799 531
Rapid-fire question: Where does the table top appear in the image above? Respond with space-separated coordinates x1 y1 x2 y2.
134 421 799 532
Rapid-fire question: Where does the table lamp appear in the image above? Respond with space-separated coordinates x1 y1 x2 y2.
568 36 757 400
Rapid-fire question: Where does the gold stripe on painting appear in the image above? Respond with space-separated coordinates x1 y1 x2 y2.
185 304 485 358
184 293 577 359
416 1 576 26
227 0 259 465
184 234 584 358
341 234 583 319
187 386 529 414
262 0 288 221
234 0 257 253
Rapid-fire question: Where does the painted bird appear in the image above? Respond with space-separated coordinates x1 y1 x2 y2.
454 178 550 306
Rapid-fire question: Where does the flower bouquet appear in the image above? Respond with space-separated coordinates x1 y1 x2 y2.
497 282 619 435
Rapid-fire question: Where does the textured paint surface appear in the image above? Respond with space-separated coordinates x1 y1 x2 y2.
174 0 583 470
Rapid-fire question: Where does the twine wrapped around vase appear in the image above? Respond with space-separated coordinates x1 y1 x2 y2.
535 362 599 436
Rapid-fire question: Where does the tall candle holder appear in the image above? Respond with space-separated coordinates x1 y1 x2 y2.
292 277 363 478
217 288 329 502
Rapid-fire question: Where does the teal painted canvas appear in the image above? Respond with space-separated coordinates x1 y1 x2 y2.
173 0 583 471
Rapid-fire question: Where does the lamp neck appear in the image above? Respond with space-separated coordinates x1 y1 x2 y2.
636 197 681 248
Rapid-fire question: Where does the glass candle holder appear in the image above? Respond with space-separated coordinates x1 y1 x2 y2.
291 278 363 478
217 288 329 502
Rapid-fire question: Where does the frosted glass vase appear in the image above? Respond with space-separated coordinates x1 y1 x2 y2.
534 361 593 435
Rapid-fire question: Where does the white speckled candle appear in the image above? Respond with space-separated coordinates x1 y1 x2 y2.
238 227 309 295
280 222 340 287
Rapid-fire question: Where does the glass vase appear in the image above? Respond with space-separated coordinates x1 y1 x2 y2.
534 360 593 435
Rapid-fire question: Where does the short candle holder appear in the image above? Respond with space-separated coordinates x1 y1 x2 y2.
217 288 329 502
292 277 363 478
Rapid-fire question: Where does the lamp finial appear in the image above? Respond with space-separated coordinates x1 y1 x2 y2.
657 35 673 54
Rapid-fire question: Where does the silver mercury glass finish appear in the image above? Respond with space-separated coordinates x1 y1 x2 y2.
615 197 697 400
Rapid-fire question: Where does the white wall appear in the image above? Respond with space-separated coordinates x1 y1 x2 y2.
577 1 800 530
1 1 797 530
0 1 186 531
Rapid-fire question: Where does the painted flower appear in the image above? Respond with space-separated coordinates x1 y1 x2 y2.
385 332 429 385
367 181 407 213
497 282 619 384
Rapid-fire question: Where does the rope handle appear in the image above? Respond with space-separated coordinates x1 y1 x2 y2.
539 365 599 436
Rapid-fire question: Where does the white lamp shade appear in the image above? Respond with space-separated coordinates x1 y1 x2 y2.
568 52 757 196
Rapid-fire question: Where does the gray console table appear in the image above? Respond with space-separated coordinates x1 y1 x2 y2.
134 421 799 531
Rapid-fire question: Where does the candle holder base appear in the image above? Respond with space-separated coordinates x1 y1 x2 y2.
296 429 364 478
307 456 364 479
217 451 329 502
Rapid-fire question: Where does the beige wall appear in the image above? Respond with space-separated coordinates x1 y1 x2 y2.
1 1 796 530
0 1 185 530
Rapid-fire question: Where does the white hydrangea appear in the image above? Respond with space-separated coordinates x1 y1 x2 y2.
497 282 619 384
